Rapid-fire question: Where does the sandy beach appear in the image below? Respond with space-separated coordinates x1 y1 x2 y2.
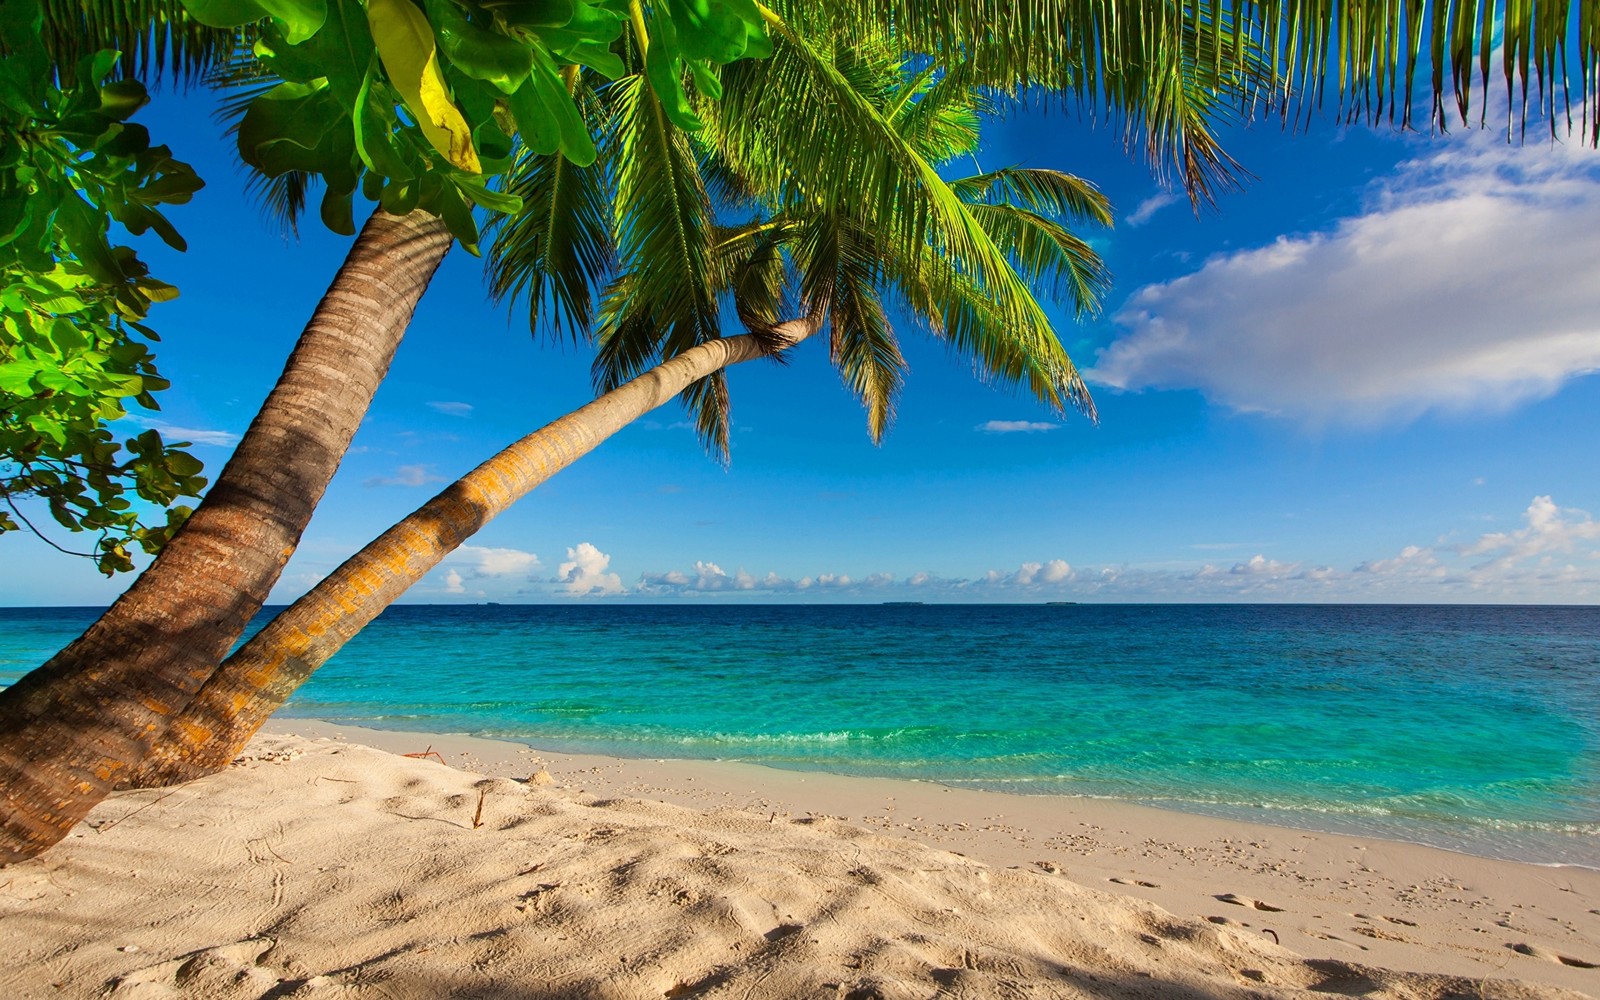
1 721 1595 999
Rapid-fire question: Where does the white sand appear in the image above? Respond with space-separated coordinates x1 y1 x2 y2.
0 723 1594 999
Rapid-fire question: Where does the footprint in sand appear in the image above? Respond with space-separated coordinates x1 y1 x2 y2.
1353 912 1419 927
1511 943 1600 969
1215 892 1284 912
1109 877 1160 888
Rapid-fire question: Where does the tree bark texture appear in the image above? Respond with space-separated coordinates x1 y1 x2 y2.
137 318 821 784
0 210 453 864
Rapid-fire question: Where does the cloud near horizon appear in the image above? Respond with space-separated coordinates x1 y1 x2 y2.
452 545 541 577
625 497 1599 603
413 499 1596 603
436 545 541 596
558 542 624 596
1089 136 1600 424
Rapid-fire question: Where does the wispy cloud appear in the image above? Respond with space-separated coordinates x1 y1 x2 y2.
363 464 444 488
428 401 474 417
1125 191 1181 227
1090 136 1600 424
120 416 240 447
978 420 1059 434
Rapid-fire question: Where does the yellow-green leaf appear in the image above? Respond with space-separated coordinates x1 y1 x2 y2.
366 0 481 173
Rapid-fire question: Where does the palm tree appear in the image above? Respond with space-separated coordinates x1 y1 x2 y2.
130 13 1121 782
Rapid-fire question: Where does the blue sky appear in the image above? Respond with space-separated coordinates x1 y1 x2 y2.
8 84 1600 605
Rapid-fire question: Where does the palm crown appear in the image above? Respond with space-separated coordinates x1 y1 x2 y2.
488 7 1115 459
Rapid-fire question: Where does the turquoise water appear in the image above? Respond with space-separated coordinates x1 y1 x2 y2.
4 603 1597 866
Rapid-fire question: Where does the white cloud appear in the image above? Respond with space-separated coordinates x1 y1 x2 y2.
639 562 802 594
448 545 541 578
121 416 240 447
978 420 1059 433
1090 136 1600 424
987 559 1075 588
1125 191 1181 227
364 464 444 488
443 569 465 594
1458 495 1600 565
558 542 624 596
1353 544 1440 577
1225 554 1297 577
428 401 473 417
623 497 1600 603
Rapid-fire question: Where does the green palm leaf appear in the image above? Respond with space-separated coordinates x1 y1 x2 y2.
967 203 1109 316
831 257 906 444
891 237 1097 422
487 74 614 345
949 167 1113 227
596 69 728 455
722 19 1087 414
41 0 235 84
823 0 1599 149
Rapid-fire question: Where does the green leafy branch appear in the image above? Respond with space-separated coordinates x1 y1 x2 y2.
189 0 772 250
2 1 208 573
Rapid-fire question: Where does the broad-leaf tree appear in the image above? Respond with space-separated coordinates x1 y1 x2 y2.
0 3 210 572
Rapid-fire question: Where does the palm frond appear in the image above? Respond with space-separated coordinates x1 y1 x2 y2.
598 70 727 456
831 260 906 444
949 167 1113 227
967 203 1108 316
712 222 794 344
815 0 1600 152
210 74 321 233
722 19 1079 400
892 243 1096 422
245 170 314 235
787 0 1259 204
41 0 236 85
592 277 665 386
889 60 988 164
487 147 613 342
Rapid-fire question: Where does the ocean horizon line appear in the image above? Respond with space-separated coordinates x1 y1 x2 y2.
5 600 1599 610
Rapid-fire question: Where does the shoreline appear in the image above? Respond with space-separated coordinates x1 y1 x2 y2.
257 719 1600 995
269 716 1600 871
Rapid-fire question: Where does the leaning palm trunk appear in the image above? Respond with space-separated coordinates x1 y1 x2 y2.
0 210 452 863
133 317 819 785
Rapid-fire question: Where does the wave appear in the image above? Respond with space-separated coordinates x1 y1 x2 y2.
658 726 945 748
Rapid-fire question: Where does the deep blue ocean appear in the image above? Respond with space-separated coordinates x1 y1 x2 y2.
4 603 1597 866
